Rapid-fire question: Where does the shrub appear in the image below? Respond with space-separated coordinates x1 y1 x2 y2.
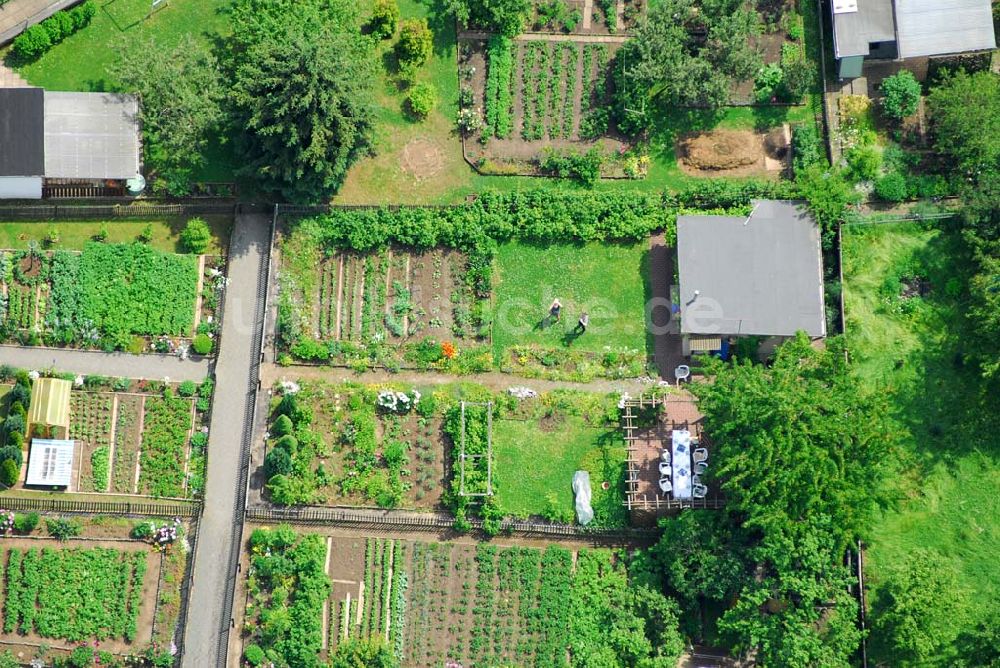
370 0 399 39
192 333 213 355
180 218 212 254
244 644 266 666
70 0 96 29
177 380 197 397
406 82 437 119
846 145 882 181
272 414 294 437
290 337 328 361
396 19 432 73
12 24 51 60
264 448 293 478
875 172 909 202
190 432 208 449
131 521 154 540
274 435 298 456
792 124 824 175
0 460 18 487
12 1 94 61
46 518 82 540
881 71 921 121
13 512 39 534
0 446 22 468
538 147 604 186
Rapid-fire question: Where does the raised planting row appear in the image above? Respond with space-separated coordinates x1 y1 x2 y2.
0 244 200 350
484 36 515 139
69 392 113 492
262 380 628 530
321 537 685 667
2 547 148 643
138 393 194 498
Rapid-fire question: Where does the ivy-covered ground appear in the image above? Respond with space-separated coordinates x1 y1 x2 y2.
842 221 1000 663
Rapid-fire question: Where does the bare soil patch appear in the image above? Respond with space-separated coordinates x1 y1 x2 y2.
400 138 446 181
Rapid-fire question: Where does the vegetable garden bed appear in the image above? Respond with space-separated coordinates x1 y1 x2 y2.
0 244 212 353
278 221 490 370
461 37 640 178
315 535 678 667
0 541 158 653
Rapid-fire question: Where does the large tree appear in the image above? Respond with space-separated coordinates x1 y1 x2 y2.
927 70 1000 178
227 0 376 203
444 0 531 36
108 35 223 196
613 0 761 133
659 334 894 665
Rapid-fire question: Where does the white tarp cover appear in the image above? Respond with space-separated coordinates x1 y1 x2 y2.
572 470 594 525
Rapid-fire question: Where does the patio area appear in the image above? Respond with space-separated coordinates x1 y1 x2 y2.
622 390 721 524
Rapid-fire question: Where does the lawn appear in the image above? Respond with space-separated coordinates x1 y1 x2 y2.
492 241 651 356
10 0 238 183
0 217 231 254
492 414 626 527
842 221 1000 663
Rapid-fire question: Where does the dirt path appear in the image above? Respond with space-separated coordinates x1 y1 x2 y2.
648 232 685 379
460 30 629 43
260 363 664 395
192 255 206 333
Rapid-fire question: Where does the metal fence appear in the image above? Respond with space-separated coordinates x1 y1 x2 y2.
0 496 201 517
0 202 236 219
245 505 658 541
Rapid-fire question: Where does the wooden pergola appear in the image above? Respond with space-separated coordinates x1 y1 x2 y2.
622 392 723 523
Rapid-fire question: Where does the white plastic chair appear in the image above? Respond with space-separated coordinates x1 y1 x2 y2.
692 474 702 486
660 449 671 462
693 448 708 463
658 478 672 494
694 461 708 474
658 461 672 475
692 484 708 498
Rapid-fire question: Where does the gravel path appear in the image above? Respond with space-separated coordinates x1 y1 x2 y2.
260 363 666 395
0 344 210 381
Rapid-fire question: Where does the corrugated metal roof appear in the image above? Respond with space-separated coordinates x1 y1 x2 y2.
895 0 997 57
43 92 141 179
27 377 72 433
832 0 897 58
676 201 826 338
26 439 74 487
0 88 44 177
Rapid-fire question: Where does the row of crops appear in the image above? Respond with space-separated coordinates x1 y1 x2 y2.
0 244 198 350
138 394 194 498
336 538 407 658
520 42 579 141
2 547 147 642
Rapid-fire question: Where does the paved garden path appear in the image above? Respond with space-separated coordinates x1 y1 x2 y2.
0 344 209 380
182 213 270 668
260 363 668 395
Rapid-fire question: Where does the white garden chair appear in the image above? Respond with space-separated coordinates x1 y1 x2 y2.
693 448 708 463
692 484 708 499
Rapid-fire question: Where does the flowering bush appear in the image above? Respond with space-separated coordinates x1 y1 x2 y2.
376 389 421 412
0 510 14 534
441 341 457 359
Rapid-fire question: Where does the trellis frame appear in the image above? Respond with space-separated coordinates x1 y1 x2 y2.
458 400 493 497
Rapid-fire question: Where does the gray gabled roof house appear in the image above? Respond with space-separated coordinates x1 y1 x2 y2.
676 201 826 354
832 0 997 79
0 87 141 199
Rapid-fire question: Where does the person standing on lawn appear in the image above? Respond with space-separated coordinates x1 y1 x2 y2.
575 312 590 334
549 298 562 322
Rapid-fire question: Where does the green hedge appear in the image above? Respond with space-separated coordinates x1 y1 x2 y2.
304 183 798 253
12 1 96 61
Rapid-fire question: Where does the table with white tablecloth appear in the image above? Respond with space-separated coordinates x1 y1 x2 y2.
671 429 692 499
